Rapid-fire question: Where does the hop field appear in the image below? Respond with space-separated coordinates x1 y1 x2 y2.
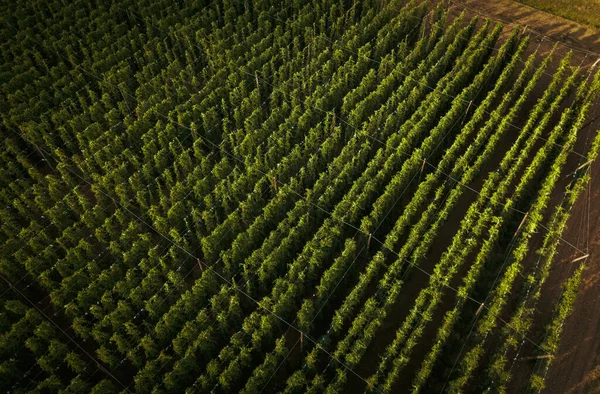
1 0 599 393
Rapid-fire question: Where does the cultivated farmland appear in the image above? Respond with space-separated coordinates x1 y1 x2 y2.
1 0 599 393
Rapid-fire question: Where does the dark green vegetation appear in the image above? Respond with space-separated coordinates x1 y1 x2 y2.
1 0 599 393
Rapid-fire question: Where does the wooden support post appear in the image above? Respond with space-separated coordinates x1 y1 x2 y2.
513 212 529 237
475 303 485 318
461 100 473 126
197 258 203 273
560 144 569 155
190 123 197 140
520 354 553 361
255 71 261 103
273 175 278 193
571 254 589 264
368 233 372 249
575 160 593 172
300 332 304 350
465 99 473 115
420 158 427 175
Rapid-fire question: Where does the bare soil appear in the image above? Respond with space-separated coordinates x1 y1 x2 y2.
537 151 600 394
451 0 600 63
448 1 600 393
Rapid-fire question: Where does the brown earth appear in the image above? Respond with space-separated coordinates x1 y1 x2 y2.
450 0 600 62
536 143 600 394
448 1 600 393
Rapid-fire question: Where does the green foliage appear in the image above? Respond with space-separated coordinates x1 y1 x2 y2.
1 0 598 393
